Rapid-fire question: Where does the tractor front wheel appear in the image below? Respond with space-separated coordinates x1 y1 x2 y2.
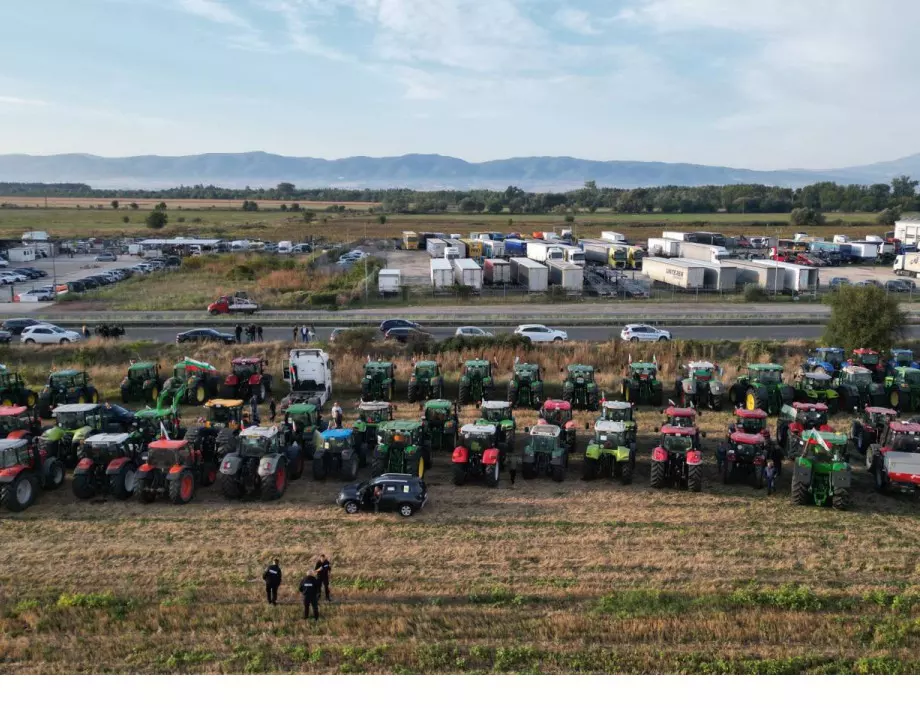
551 463 565 483
261 467 287 501
407 381 418 403
1 473 38 512
650 461 665 489
621 461 634 485
582 457 598 481
688 464 702 493
221 474 243 500
452 462 467 486
791 478 809 506
832 489 851 511
485 462 499 488
521 461 536 480
109 464 137 500
168 469 196 505
72 473 96 500
458 381 471 406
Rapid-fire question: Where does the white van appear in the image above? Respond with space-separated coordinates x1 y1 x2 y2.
278 241 293 254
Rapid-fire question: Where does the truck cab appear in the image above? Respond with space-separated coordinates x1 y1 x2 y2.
282 349 333 409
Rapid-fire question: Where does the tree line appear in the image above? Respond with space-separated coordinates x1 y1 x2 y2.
1 176 917 217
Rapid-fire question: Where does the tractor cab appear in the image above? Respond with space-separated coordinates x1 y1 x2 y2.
459 360 494 405
663 406 697 428
463 359 492 380
685 361 717 381
747 363 783 386
457 423 498 453
359 401 393 425
0 405 41 439
319 428 355 454
794 370 839 413
563 364 599 410
203 399 245 429
880 422 920 453
127 362 158 383
230 357 265 380
799 430 848 463
628 362 658 382
786 402 831 432
512 362 541 385
122 362 161 404
238 426 283 458
81 432 140 465
885 367 920 411
658 425 701 453
593 420 629 450
172 358 216 382
734 408 768 437
375 421 427 478
422 399 458 451
287 402 324 432
807 347 845 374
839 365 873 389
508 362 544 409
851 349 884 382
527 424 562 452
362 361 396 402
800 371 834 392
888 349 919 375
676 360 724 410
133 407 181 443
601 400 634 423
539 400 573 427
407 360 444 402
225 357 269 400
146 438 195 472
728 431 767 460
422 399 453 424
377 421 424 450
479 400 514 426
566 364 595 385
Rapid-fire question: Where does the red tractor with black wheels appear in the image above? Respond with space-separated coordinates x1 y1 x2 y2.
538 399 577 452
221 357 273 402
0 437 65 511
650 425 704 493
134 438 217 505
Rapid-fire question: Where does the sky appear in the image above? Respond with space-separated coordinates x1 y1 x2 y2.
0 0 917 169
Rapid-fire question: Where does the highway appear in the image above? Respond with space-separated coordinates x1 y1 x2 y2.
74 324 920 344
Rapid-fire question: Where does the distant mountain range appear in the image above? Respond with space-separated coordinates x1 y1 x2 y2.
0 151 918 191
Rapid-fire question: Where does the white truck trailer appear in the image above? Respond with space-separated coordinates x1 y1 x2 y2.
547 261 583 292
509 257 549 292
483 258 511 285
752 260 819 294
430 258 453 289
452 258 483 290
641 257 706 289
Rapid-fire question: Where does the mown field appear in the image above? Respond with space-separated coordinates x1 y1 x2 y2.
2 338 920 674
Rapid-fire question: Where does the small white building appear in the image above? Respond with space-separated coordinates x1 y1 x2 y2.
6 246 36 263
22 230 50 242
378 269 401 295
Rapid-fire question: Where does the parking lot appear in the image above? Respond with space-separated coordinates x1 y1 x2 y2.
0 254 148 305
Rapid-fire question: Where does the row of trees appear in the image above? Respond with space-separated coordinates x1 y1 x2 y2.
5 176 919 216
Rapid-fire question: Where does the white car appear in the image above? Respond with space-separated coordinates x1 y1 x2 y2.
620 324 672 342
0 271 27 283
14 290 55 303
21 325 82 345
514 324 568 343
455 326 494 337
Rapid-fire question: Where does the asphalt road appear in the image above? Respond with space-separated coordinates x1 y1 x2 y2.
77 324 920 344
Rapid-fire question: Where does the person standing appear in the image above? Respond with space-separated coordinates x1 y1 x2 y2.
301 325 308 343
249 393 260 425
268 396 277 423
331 401 343 430
257 325 264 343
764 458 777 496
314 554 332 602
292 325 298 343
299 572 320 621
262 558 282 605
235 324 242 344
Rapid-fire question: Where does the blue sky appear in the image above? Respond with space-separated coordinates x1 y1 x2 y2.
0 0 916 169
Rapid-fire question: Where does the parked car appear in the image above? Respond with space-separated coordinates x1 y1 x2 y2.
336 473 428 517
896 278 917 291
385 327 434 344
514 324 568 343
620 324 672 342
95 253 117 262
64 281 86 293
0 271 27 282
2 318 48 335
175 328 235 344
380 319 420 333
329 328 349 342
858 279 883 288
11 269 39 280
21 325 82 345
828 277 850 290
455 326 494 337
886 280 912 293
0 331 11 345
14 290 55 302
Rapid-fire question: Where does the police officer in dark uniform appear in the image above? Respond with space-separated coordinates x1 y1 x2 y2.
262 558 282 605
299 572 320 621
314 554 332 602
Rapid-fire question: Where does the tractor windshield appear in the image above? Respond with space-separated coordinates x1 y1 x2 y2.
895 352 914 366
891 434 920 453
692 368 713 380
209 407 239 425
0 445 25 468
542 408 571 425
597 430 627 448
240 436 272 457
570 369 594 383
868 412 892 428
808 377 831 391
904 370 920 386
290 411 317 427
56 410 96 429
848 371 872 387
801 411 828 427
752 369 781 384
148 446 187 468
233 363 258 377
462 431 495 450
425 407 449 422
465 363 490 377
0 412 30 435
822 351 844 365
482 407 511 423
663 435 693 453
738 417 765 434
859 353 879 366
732 443 762 459
84 441 126 462
323 435 350 452
603 407 632 423
129 367 152 381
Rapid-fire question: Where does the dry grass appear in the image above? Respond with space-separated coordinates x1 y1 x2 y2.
3 338 920 674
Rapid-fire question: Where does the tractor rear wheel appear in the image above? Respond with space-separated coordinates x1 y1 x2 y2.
168 469 195 505
41 459 65 490
485 462 499 488
551 463 565 483
832 489 851 511
752 387 769 412
72 473 96 500
215 428 236 458
261 466 287 501
109 464 137 500
289 454 304 481
221 474 243 500
1 473 38 511
688 464 702 493
582 457 598 481
313 456 327 481
710 393 723 411
452 462 467 486
621 461 634 485
650 461 665 489
458 381 470 405
407 380 418 403
791 479 809 506
874 462 887 492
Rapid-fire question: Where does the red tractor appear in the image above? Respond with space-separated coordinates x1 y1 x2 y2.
0 438 65 511
724 431 770 488
0 406 43 440
134 438 217 504
650 425 703 492
850 348 885 383
732 408 770 444
221 357 273 402
663 406 697 428
538 399 577 452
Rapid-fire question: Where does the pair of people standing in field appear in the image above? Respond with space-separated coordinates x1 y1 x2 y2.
262 555 332 621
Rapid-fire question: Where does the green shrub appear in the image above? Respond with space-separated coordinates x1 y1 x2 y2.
743 284 767 302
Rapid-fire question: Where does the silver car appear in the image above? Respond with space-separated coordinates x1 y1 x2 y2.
620 324 672 342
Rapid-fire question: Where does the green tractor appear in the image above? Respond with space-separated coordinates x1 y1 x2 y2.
621 362 663 406
792 371 840 414
133 407 183 446
37 370 99 418
371 420 430 478
600 400 637 443
477 400 516 451
422 399 459 451
674 361 725 410
884 367 920 412
791 430 852 510
522 424 569 482
507 362 544 409
562 364 600 411
458 359 494 405
728 363 794 414
407 360 443 402
352 401 393 452
836 365 886 411
361 361 396 402
285 402 327 458
0 368 37 408
583 420 634 484
161 358 221 406
40 403 133 467
120 361 163 405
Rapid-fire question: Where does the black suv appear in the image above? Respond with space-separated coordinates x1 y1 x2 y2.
2 318 45 335
379 319 420 333
336 473 428 517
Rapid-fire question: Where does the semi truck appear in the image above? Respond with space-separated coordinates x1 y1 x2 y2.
894 252 920 278
679 242 730 263
526 241 565 263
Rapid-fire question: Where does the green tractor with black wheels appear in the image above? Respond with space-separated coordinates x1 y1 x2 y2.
790 430 851 510
422 399 459 451
407 360 443 403
371 420 430 478
836 365 886 412
458 359 494 405
37 370 99 418
361 361 396 402
313 428 364 481
161 358 221 407
477 400 516 451
728 363 794 414
507 362 544 409
583 420 634 484
884 367 920 412
599 400 637 443
521 424 569 483
621 362 663 406
120 361 163 405
0 368 37 408
352 401 392 452
285 402 327 458
674 361 725 410
792 371 840 414
562 364 600 411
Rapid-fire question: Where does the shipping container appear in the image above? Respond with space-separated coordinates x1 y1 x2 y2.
460 238 484 259
674 258 737 291
430 258 453 289
752 260 819 294
663 230 726 246
600 231 628 244
378 269 401 295
426 238 447 258
482 240 506 259
646 237 681 258
504 238 528 257
722 259 783 291
547 261 584 292
641 257 706 289
847 241 880 260
509 257 549 292
452 258 483 290
679 242 730 263
444 238 467 258
895 219 920 247
526 241 565 263
483 258 511 285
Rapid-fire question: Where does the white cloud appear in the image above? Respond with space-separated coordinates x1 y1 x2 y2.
177 0 250 28
0 96 49 107
553 8 600 36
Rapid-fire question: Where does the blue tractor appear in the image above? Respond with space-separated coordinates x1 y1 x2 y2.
887 349 920 376
806 347 845 376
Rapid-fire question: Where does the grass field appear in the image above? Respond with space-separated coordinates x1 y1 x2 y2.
2 338 920 674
